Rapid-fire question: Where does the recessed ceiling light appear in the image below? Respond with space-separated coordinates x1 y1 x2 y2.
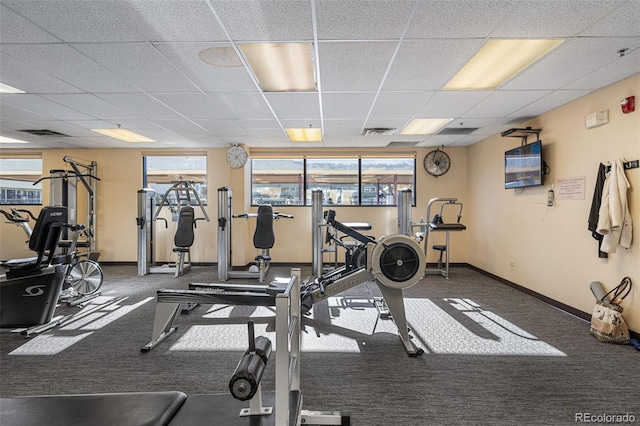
400 118 453 135
91 128 155 143
239 43 316 92
444 39 564 90
286 128 322 142
0 83 26 94
0 136 29 144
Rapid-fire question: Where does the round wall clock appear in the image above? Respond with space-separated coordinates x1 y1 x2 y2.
226 144 248 169
423 148 451 177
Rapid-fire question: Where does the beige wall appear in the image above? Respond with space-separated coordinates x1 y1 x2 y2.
1 73 637 333
1 146 469 265
467 73 640 332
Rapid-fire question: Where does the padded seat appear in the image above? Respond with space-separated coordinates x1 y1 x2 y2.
172 206 195 277
0 391 187 426
1 206 67 279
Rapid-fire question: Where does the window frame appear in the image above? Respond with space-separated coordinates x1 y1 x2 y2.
0 156 43 206
142 153 209 206
250 155 416 207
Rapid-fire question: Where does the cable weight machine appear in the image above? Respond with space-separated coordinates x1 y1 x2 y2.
137 181 210 277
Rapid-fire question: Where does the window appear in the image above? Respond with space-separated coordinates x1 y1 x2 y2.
361 158 415 205
0 157 43 205
143 155 207 205
251 159 304 205
306 159 358 205
251 156 415 206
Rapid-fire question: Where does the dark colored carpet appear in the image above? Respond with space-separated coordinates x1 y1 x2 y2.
1 265 638 425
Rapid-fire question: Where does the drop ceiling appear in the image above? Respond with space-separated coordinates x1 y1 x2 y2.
0 0 638 150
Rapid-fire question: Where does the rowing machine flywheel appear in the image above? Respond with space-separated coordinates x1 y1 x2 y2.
370 234 425 289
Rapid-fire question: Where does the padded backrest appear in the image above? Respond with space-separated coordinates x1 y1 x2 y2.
174 206 195 248
29 206 68 253
253 205 274 249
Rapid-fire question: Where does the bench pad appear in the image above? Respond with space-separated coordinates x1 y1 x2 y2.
0 391 187 426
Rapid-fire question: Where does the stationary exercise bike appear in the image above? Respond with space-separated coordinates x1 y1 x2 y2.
1 207 103 304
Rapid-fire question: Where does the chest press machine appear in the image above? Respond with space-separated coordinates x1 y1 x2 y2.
2 269 350 426
217 187 293 284
137 181 210 278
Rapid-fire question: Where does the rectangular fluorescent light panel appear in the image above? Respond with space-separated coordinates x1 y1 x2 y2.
239 43 316 92
0 83 26 94
286 128 322 142
0 136 29 144
444 39 564 90
400 118 453 135
91 128 155 143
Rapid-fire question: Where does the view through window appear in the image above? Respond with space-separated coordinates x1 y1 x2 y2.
252 156 415 206
143 155 208 206
0 158 43 205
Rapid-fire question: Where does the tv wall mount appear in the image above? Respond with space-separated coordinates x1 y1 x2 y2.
501 127 541 146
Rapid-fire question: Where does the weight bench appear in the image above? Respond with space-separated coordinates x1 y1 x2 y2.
0 391 187 426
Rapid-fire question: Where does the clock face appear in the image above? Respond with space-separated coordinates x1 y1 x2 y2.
226 145 248 168
423 150 451 177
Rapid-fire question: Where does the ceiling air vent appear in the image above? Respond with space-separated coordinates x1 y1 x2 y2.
361 127 396 136
437 127 478 135
18 129 70 137
386 141 419 147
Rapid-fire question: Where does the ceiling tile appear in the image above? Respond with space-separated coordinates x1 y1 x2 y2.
264 93 321 120
406 0 518 39
318 41 396 91
322 92 376 120
3 0 146 42
490 0 625 38
316 0 413 40
1 44 140 93
369 92 435 120
1 94 95 120
508 89 593 118
580 1 640 36
73 43 200 93
94 94 183 120
0 4 60 43
41 94 134 119
464 91 551 118
415 91 492 118
127 0 227 42
211 0 313 41
383 39 484 91
0 54 83 94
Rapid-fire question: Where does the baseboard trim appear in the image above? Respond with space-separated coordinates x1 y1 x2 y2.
466 263 638 341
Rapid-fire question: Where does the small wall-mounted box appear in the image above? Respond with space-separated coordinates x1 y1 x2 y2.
585 110 609 129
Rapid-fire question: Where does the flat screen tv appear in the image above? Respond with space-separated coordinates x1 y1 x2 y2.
504 140 543 189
